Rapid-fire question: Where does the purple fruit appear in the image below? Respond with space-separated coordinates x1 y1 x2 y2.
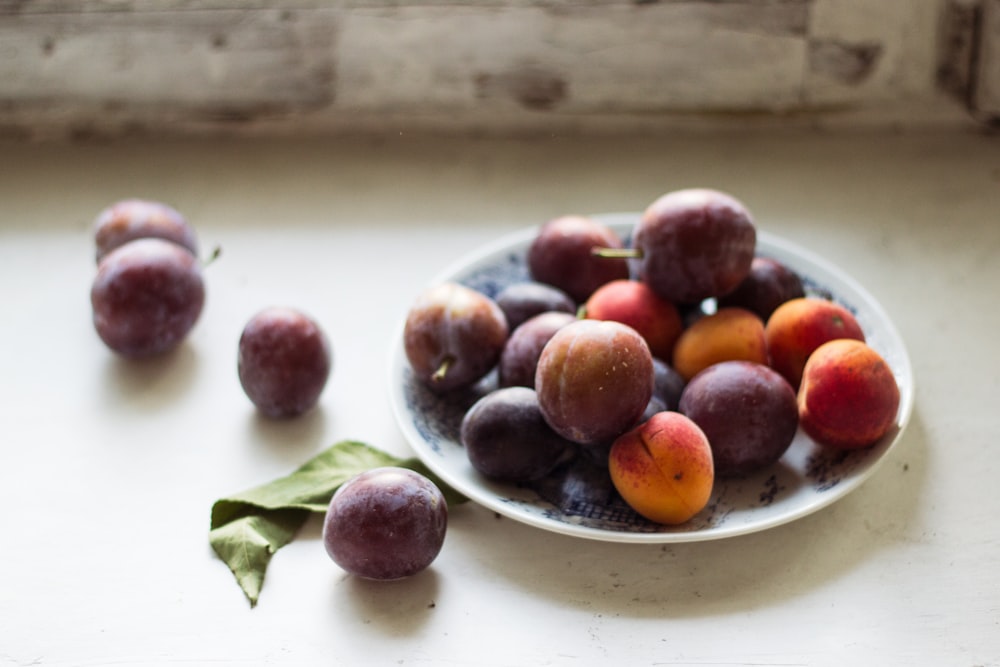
495 281 575 331
461 386 575 482
527 215 630 303
91 238 205 358
634 188 756 304
403 282 509 393
322 467 447 580
238 307 331 418
498 311 577 389
678 360 798 477
652 356 686 411
93 199 198 263
535 319 654 446
717 256 805 321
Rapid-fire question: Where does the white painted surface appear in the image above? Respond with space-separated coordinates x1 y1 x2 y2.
0 128 997 665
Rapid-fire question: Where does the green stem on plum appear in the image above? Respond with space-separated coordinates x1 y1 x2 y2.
432 356 454 383
202 245 223 267
591 247 642 259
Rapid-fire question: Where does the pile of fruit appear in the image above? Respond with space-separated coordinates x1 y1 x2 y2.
403 188 902 526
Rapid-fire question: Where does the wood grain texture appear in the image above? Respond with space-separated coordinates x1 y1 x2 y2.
0 0 979 135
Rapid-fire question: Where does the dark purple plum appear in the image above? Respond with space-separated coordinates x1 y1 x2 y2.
495 281 575 331
237 307 331 418
498 311 577 389
652 356 686 411
403 282 509 393
322 467 447 580
717 256 805 321
91 237 205 358
94 198 198 263
460 386 575 482
638 395 668 425
678 360 798 477
634 188 756 304
535 319 654 446
527 215 630 303
637 357 688 425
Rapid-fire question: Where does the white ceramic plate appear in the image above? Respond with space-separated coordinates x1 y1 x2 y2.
388 213 914 543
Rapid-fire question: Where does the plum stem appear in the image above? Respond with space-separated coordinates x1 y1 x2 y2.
432 356 454 383
203 245 223 267
592 247 642 259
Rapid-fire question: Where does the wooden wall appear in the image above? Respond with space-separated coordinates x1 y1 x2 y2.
1 0 997 137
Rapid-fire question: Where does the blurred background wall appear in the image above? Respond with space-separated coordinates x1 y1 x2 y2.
1 0 998 138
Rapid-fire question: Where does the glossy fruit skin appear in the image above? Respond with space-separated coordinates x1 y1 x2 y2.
583 279 683 361
403 282 509 393
460 387 575 482
764 297 866 390
608 411 714 525
634 188 756 304
717 256 805 321
679 361 798 477
527 215 630 303
93 198 198 263
91 238 205 358
499 311 577 389
237 307 331 418
671 307 768 381
322 467 448 580
495 281 575 331
798 339 900 449
535 319 654 446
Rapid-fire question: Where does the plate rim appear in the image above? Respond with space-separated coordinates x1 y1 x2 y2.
388 214 914 544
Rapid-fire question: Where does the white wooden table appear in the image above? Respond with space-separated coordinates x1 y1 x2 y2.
1 129 997 666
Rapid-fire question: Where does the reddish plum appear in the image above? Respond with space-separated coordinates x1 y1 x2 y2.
91 238 205 358
403 282 509 393
93 198 198 263
527 215 630 303
322 467 447 580
634 188 756 304
238 307 331 418
498 311 577 388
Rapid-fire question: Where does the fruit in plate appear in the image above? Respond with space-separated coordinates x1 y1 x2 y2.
494 281 575 331
527 215 630 303
608 411 714 525
652 357 686 411
764 297 865 389
639 356 687 422
403 282 509 393
322 467 447 580
93 198 198 263
535 319 654 446
238 307 332 418
90 237 205 358
678 361 798 477
632 188 756 304
582 279 683 361
460 387 575 482
798 339 900 449
717 256 805 321
498 311 577 389
671 307 768 381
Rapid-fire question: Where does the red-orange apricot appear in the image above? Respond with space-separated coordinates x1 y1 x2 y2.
583 279 683 361
671 307 768 381
764 297 865 390
608 411 714 525
798 339 900 449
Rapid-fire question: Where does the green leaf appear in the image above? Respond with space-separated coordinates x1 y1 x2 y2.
209 440 465 607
